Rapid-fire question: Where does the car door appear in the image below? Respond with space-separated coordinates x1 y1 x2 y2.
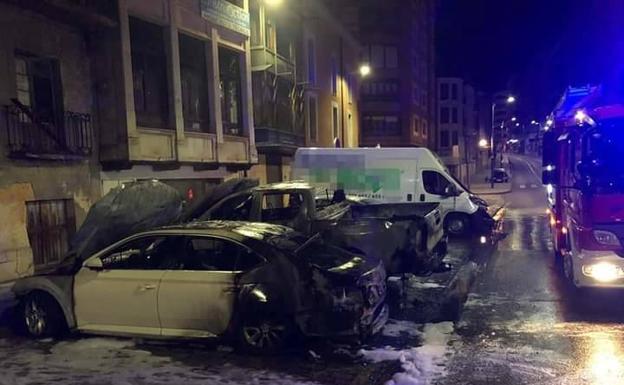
421 170 457 213
73 234 178 336
158 235 265 337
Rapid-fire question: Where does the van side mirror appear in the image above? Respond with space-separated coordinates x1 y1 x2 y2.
542 165 559 186
444 184 460 197
84 257 103 271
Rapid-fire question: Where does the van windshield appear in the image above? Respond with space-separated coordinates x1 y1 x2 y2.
429 151 469 193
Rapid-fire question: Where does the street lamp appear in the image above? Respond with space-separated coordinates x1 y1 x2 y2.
490 95 516 188
511 116 517 122
359 64 371 77
478 138 488 148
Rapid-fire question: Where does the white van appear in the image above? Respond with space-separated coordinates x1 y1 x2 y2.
292 147 486 236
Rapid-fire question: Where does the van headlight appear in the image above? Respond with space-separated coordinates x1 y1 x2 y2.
593 230 621 247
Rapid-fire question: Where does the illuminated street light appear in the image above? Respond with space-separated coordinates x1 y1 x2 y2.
478 138 488 148
359 64 371 77
546 119 554 127
511 117 517 122
506 95 516 104
531 120 538 125
515 122 520 127
575 110 587 123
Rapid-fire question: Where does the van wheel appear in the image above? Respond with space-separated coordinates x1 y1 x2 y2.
445 214 469 237
20 292 66 338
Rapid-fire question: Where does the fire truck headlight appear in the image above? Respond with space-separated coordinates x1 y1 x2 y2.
593 230 621 247
582 262 623 282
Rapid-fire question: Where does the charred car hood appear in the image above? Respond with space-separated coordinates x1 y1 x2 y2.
314 256 382 284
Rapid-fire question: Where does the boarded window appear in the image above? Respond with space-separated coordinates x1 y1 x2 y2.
26 199 75 271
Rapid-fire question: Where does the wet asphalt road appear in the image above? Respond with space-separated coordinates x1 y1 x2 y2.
440 154 624 385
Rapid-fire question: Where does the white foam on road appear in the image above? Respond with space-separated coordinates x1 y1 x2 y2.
0 337 322 385
360 322 455 385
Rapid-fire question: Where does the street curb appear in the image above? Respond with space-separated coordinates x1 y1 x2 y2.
472 187 512 196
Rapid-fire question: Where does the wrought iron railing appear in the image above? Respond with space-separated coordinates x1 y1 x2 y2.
4 105 93 158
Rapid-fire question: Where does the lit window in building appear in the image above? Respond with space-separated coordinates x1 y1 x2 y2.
362 115 400 136
219 46 243 135
179 33 210 133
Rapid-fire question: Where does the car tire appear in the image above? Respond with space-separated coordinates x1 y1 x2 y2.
236 310 293 355
445 214 469 237
20 291 66 339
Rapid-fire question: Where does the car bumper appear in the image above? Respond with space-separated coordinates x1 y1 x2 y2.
572 249 624 288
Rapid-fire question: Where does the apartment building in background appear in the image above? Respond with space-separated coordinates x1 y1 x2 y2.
247 0 361 184
436 77 498 187
352 0 436 149
0 0 257 281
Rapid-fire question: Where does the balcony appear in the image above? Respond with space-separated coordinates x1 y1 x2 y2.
4 105 93 160
254 127 304 155
251 46 294 76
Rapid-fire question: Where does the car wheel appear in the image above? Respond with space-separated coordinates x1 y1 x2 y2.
237 311 292 355
445 214 469 237
21 292 66 338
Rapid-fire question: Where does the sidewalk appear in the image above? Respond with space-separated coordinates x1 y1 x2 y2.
469 167 512 195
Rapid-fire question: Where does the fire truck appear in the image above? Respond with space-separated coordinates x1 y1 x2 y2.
543 85 624 288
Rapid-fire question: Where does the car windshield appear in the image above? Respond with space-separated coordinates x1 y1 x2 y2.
269 234 356 269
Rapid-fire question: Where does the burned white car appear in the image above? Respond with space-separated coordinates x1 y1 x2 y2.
12 221 388 354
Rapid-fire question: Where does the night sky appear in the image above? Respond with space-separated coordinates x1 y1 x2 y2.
437 0 624 121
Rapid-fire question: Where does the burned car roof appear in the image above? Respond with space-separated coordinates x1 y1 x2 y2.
253 180 314 191
160 220 297 242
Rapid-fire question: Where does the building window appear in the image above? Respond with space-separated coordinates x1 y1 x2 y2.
347 74 354 104
422 121 428 137
451 84 458 100
361 80 399 99
219 46 243 135
307 38 316 85
26 199 76 271
179 33 210 132
367 44 399 69
452 108 458 123
440 83 449 100
14 53 63 126
371 45 384 68
452 131 459 146
130 17 169 129
440 130 450 147
307 94 318 143
362 114 400 136
265 17 276 51
332 103 339 138
330 56 338 96
413 116 419 135
385 46 398 68
440 107 450 124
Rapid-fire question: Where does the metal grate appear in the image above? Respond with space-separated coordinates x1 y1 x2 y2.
26 199 76 271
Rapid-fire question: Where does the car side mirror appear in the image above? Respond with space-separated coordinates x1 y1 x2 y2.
84 257 103 271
